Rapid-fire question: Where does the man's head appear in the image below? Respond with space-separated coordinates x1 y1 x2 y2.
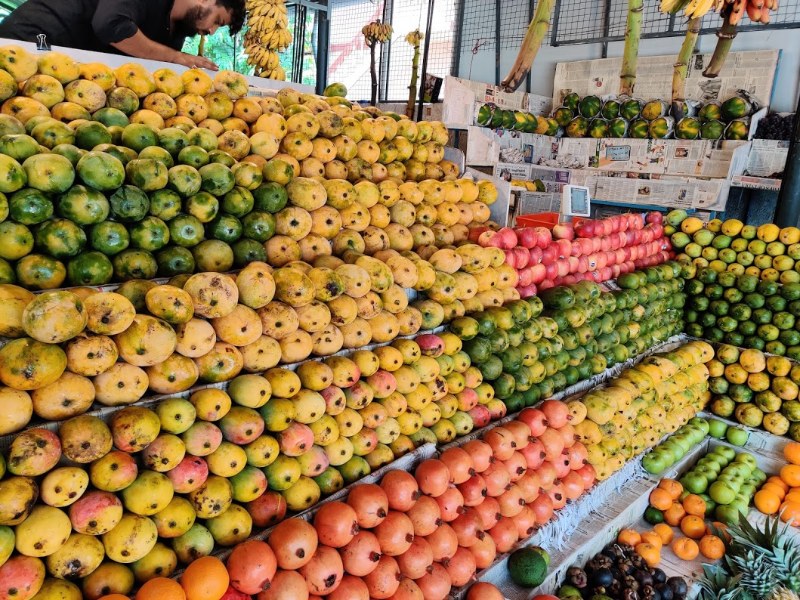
175 0 246 37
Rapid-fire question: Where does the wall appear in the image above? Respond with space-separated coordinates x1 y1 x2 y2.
459 29 800 112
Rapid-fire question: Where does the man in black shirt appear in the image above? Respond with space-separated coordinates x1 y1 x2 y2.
0 0 246 70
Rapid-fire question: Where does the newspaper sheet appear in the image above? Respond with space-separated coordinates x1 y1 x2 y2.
552 50 778 109
516 192 563 217
465 126 501 167
587 173 728 211
744 139 789 177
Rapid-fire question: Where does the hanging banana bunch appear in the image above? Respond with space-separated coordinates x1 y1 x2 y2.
244 0 291 80
405 30 422 119
362 20 393 106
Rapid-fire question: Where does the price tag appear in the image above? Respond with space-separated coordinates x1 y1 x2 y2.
561 185 591 217
606 146 631 161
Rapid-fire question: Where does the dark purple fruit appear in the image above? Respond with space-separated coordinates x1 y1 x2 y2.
667 577 688 599
651 569 667 585
566 566 588 588
591 567 614 588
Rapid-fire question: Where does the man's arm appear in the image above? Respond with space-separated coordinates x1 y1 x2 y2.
110 31 218 70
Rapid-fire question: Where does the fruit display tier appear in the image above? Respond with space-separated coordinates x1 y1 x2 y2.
473 427 799 599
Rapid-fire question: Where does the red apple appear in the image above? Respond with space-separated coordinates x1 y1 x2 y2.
556 259 570 278
611 264 621 278
577 256 589 273
517 266 534 287
528 246 543 265
517 283 538 299
568 256 579 273
530 263 547 284
517 227 537 249
478 230 501 247
591 237 602 253
562 274 578 285
533 227 552 249
545 261 559 281
539 279 555 290
555 238 572 258
600 237 611 252
469 226 490 243
497 226 518 249
601 266 613 281
553 222 574 241
542 245 559 264
646 211 663 224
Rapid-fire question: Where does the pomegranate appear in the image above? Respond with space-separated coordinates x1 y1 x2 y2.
424 523 458 562
438 447 474 484
374 511 414 556
512 505 538 538
364 555 401 599
473 496 501 530
548 481 567 510
538 428 565 462
347 483 388 528
414 459 450 497
227 540 277 594
395 536 433 580
482 462 511 497
257 569 309 600
489 517 519 553
451 507 483 548
314 502 359 548
518 408 548 436
503 420 531 449
552 453 571 479
340 530 382 577
380 471 419 511
299 545 343 596
562 470 586 501
220 585 250 600
387 577 423 600
537 461 557 490
268 518 318 570
497 485 525 518
406 495 441 536
558 423 577 448
566 442 588 470
435 487 464 522
416 562 451 600
469 534 497 569
461 440 493 473
445 546 477 587
457 474 487 507
466 582 504 600
246 491 287 528
521 438 546 470
516 471 541 504
576 464 596 489
326 575 369 600
540 399 570 428
502 451 527 482
484 427 516 460
531 493 555 525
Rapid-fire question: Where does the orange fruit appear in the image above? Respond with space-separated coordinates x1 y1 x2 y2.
785 441 800 465
663 503 687 527
699 535 726 560
754 489 782 515
640 531 663 550
634 542 661 568
780 501 800 526
761 482 787 500
618 529 642 547
658 479 684 500
653 523 674 545
649 488 674 511
680 515 707 539
767 476 790 492
781 465 800 488
707 521 731 542
682 494 707 517
671 537 700 561
786 490 800 504
136 578 186 600
181 556 229 600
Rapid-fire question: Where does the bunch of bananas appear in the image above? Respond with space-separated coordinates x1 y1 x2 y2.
405 29 422 46
661 0 778 22
362 20 393 46
244 0 291 80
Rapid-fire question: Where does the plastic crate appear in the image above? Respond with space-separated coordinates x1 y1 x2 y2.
515 212 560 229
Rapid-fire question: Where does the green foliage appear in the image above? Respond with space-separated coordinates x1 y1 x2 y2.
182 27 253 75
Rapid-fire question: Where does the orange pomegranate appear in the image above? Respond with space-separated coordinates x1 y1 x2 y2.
468 532 497 569
363 555 401 599
424 523 458 562
445 546 477 587
473 496 501 530
538 428 565 462
395 536 433 580
482 462 511 497
326 575 368 600
489 517 519 553
406 494 442 536
435 486 465 522
458 474 488 507
518 407 548 437
387 578 423 600
374 510 415 556
438 447 475 485
226 540 277 595
540 399 570 428
299 545 343 596
340 530 382 577
516 471 541 504
503 420 532 449
256 569 309 600
501 451 528 482
414 459 451 497
415 562 451 600
136 578 186 600
314 501 359 548
268 518 318 570
531 493 555 525
513 505 538 539
181 556 229 600
484 427 517 461
537 461 558 490
498 485 525 518
347 483 389 528
461 440 493 473
451 507 483 548
466 582 504 600
380 471 420 511
561 471 585 501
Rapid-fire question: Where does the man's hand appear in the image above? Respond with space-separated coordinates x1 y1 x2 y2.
173 52 219 71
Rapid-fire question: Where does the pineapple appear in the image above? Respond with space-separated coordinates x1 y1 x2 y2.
698 564 749 600
768 590 800 600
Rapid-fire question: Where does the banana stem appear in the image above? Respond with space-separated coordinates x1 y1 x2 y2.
704 6 738 78
198 34 206 57
671 17 701 120
500 0 555 92
370 42 378 106
407 37 421 119
619 0 643 96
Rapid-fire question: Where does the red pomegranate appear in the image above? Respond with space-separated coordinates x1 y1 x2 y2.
531 493 555 525
364 555 402 599
227 539 277 594
438 447 474 484
257 568 309 600
489 517 519 552
540 399 570 428
246 491 287 528
326 575 369 600
414 459 451 497
502 451 528 482
521 438 546 470
461 440 493 473
450 507 483 548
380 471 419 511
424 523 458 562
406 494 442 536
484 427 516 461
268 518 318 570
538 428 565 462
340 530 382 577
220 585 250 600
558 423 577 448
395 536 433 580
468 532 497 569
482 461 511 497
314 501 359 548
548 481 567 510
566 442 588 470
466 582 504 600
552 453 571 480
299 545 344 596
457 474 487 507
576 464 596 489
497 485 525 518
518 407 548 436
435 487 464 523
503 420 531 449
562 470 586 501
445 546 477 587
512 505 538 538
473 496 501 530
415 562 451 600
347 483 388 528
374 511 414 556
537 461 558 490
